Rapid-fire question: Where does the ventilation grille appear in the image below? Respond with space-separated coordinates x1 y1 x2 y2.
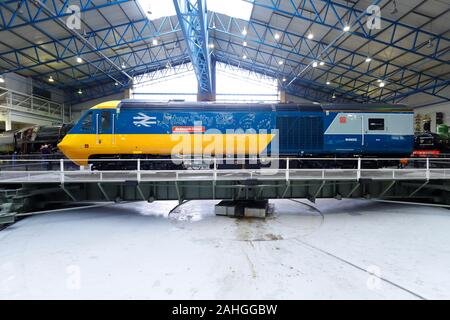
277 116 323 150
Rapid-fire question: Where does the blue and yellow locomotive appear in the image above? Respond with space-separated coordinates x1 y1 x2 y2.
58 100 414 168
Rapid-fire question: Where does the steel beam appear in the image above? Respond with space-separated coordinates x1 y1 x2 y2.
173 0 214 100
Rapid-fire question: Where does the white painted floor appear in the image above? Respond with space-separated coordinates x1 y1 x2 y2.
1 199 450 300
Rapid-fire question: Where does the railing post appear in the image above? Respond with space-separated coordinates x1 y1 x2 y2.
137 159 141 183
426 158 430 180
357 157 361 180
213 157 217 181
286 158 290 181
60 159 64 184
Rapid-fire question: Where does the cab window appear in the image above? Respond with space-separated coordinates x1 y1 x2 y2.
81 112 93 132
100 111 111 132
368 118 385 131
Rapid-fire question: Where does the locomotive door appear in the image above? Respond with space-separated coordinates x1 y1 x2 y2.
93 109 117 153
362 115 386 153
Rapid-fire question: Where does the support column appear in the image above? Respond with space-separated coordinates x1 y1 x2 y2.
124 83 133 99
173 0 214 101
198 58 216 101
4 110 11 131
279 89 287 103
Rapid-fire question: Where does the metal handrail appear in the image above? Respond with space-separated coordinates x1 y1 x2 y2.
0 156 444 162
0 157 447 184
0 86 66 120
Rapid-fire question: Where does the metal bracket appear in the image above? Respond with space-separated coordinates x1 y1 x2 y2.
60 184 77 202
97 183 110 201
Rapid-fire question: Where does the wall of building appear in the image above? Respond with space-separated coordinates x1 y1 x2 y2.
2 72 65 102
1 72 66 130
280 91 313 103
414 101 450 133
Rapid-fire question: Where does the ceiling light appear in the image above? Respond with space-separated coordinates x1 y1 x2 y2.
243 41 247 46
365 57 372 63
77 89 82 95
242 55 247 59
241 28 247 36
312 61 318 68
0 76 4 83
208 43 214 49
332 94 336 99
377 79 382 83
282 78 286 82
48 76 54 83
319 61 325 66
115 82 119 86
343 25 351 32
121 63 126 69
274 33 280 40
76 57 83 63
379 82 385 88
278 60 283 65
152 38 158 45
326 81 331 85
307 32 314 40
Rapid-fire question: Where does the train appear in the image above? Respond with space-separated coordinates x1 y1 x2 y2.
0 124 72 155
57 100 414 170
413 124 450 157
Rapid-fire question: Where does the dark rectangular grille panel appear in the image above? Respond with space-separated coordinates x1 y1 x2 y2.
277 116 324 150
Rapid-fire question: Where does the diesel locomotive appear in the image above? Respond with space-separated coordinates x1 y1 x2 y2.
57 100 414 169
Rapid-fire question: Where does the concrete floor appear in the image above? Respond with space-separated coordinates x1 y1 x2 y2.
1 199 449 300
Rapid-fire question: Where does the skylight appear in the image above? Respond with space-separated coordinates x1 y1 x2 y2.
137 0 254 21
136 0 176 21
132 62 278 103
208 0 254 21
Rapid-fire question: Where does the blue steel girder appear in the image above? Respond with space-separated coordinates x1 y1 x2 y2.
247 0 450 103
132 62 195 87
286 0 382 87
67 58 192 104
219 53 351 103
249 0 450 65
385 78 450 104
0 0 133 31
305 2 450 102
0 17 181 85
211 11 449 104
213 37 370 103
0 1 135 85
214 50 353 104
46 41 189 90
173 0 213 95
211 16 405 103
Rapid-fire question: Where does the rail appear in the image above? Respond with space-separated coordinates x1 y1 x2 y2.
0 157 449 184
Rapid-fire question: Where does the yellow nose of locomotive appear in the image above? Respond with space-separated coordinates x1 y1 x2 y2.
58 135 89 166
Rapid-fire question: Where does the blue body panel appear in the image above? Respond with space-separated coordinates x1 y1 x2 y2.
71 105 414 156
323 134 414 154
